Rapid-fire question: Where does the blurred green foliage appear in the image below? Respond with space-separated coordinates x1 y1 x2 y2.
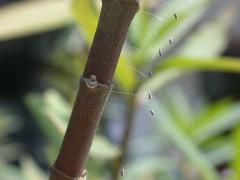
1 0 240 179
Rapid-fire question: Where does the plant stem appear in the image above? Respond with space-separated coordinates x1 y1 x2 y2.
49 0 139 179
111 90 138 180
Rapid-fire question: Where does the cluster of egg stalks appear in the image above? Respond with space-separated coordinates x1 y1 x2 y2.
117 12 178 177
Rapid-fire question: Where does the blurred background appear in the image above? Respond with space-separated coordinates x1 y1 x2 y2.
0 0 240 179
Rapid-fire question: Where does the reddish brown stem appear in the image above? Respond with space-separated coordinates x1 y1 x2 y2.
49 0 139 179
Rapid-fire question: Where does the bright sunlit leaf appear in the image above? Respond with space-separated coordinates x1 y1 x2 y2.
0 0 73 41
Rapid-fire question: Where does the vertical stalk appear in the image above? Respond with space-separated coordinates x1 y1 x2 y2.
49 0 139 179
111 96 136 180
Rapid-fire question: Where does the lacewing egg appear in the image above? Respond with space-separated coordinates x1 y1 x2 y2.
169 37 173 45
120 168 125 176
174 13 178 20
150 110 155 117
148 71 152 77
159 48 163 56
149 92 153 100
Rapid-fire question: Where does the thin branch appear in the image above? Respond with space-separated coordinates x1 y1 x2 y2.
111 96 137 180
49 0 139 179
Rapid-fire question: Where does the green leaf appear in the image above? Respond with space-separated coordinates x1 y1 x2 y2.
24 93 63 147
163 86 194 131
190 100 240 143
138 57 240 105
177 3 234 58
0 1 73 41
159 57 240 72
90 136 119 161
0 161 24 180
21 157 47 180
129 10 151 47
137 68 186 100
43 90 71 123
204 140 234 166
148 99 219 179
71 0 99 44
125 157 172 180
115 57 138 92
192 99 234 131
178 19 229 58
231 128 240 179
135 0 213 64
140 0 210 48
